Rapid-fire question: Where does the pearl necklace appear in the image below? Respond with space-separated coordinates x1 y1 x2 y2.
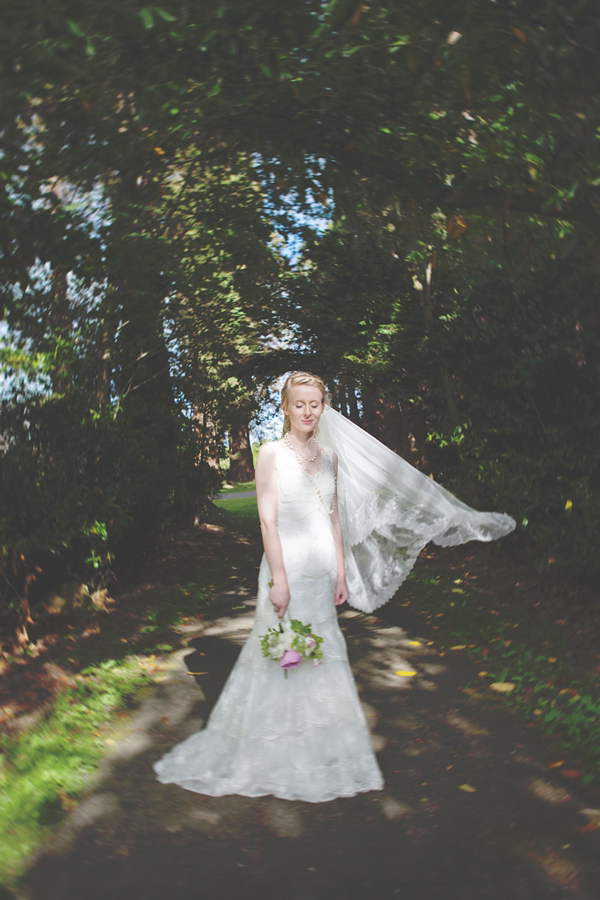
283 433 337 516
283 432 318 462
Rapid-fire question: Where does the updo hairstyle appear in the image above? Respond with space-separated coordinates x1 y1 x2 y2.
281 371 328 436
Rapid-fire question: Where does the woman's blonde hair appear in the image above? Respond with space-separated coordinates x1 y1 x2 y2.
281 371 327 436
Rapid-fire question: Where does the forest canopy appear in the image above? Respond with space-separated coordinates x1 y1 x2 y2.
1 0 599 639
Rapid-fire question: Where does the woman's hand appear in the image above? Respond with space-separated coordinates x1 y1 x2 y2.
270 580 291 618
334 576 349 606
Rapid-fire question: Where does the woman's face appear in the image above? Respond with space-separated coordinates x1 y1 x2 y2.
284 384 325 436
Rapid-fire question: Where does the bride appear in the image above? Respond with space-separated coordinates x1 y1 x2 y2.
154 372 515 802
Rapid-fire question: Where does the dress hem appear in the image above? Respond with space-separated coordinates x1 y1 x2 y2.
153 767 384 803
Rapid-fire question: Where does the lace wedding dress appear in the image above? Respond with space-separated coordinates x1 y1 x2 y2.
154 409 515 802
154 438 385 802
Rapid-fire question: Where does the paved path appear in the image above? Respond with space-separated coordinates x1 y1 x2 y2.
218 490 257 499
21 580 600 900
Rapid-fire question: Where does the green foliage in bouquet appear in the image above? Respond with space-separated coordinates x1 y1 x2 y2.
260 619 324 663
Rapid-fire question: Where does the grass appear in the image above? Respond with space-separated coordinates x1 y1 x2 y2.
214 479 259 524
0 658 156 883
402 557 600 783
214 494 259 524
219 480 256 493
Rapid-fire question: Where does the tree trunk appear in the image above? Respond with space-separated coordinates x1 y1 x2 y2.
360 382 377 435
194 402 221 469
228 423 255 482
96 294 115 409
409 402 432 474
372 394 404 454
347 377 361 424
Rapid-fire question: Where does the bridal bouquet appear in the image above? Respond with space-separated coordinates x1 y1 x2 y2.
260 618 324 677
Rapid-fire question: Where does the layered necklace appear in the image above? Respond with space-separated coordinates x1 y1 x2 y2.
283 432 319 464
283 433 337 516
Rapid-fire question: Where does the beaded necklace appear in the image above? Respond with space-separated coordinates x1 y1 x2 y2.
283 432 318 462
283 433 337 516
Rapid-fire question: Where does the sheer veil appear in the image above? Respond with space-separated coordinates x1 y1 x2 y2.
316 406 516 614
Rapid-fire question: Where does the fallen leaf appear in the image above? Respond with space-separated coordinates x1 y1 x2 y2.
478 671 489 677
548 761 564 768
395 669 417 677
350 3 363 26
406 640 421 647
458 784 477 793
489 682 516 693
450 645 467 650
547 657 557 663
580 823 598 833
187 671 209 676
562 770 581 778
581 808 600 820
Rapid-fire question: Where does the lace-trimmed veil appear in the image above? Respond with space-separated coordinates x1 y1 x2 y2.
316 406 516 614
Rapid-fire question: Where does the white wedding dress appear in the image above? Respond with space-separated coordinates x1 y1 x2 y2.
154 438 385 802
154 409 515 802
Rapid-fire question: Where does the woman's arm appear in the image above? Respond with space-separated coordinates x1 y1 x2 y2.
255 443 290 618
330 452 349 606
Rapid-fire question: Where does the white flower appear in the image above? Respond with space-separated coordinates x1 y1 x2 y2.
281 628 295 651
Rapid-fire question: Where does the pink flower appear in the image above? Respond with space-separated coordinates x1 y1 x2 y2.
280 649 302 670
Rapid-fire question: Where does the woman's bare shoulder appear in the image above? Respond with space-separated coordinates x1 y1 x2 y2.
256 441 279 466
257 440 279 456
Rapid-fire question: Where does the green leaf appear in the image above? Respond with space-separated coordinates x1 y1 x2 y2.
139 8 154 28
68 20 85 38
260 63 272 78
154 7 177 22
207 81 221 98
311 22 329 40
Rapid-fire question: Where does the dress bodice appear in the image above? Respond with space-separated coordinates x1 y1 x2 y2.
253 439 338 620
272 439 336 527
